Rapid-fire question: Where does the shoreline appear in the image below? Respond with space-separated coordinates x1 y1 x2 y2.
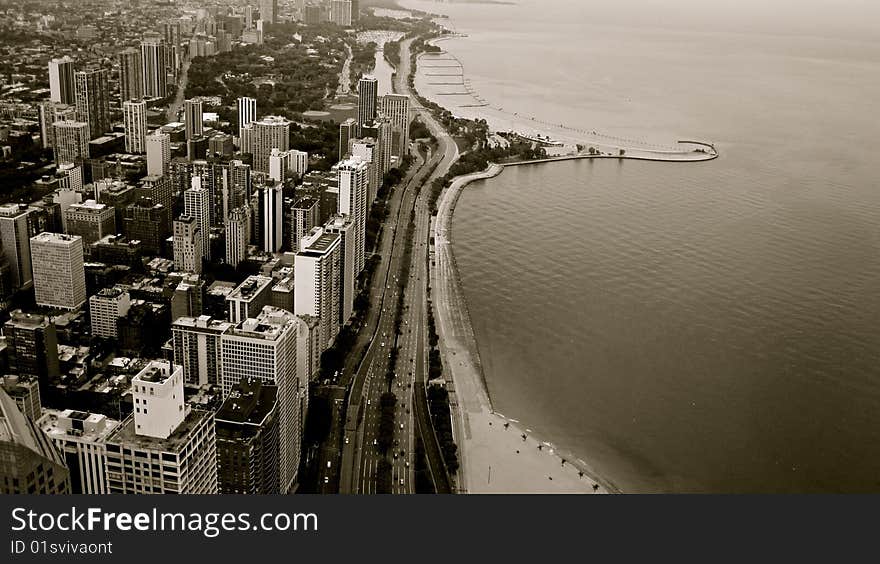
432 162 618 494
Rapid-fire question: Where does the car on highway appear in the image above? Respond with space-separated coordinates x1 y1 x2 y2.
324 476 329 484
380 342 385 348
399 479 404 485
400 423 404 430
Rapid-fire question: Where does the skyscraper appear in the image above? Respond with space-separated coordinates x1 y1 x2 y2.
338 118 357 161
185 98 203 140
257 181 283 253
118 48 143 102
351 138 379 203
237 96 257 139
0 203 34 289
357 76 378 134
30 232 87 311
0 388 70 495
325 214 357 324
173 215 204 274
141 32 167 98
337 156 369 275
38 102 76 149
39 408 119 494
172 315 234 386
122 198 171 256
123 99 147 153
89 286 131 339
260 0 278 24
184 180 212 261
379 93 411 158
3 311 60 398
105 361 218 494
48 56 76 105
74 68 111 140
291 197 320 252
52 121 90 165
145 131 170 176
221 307 305 492
240 115 290 173
331 0 352 26
64 199 116 250
268 148 292 183
225 205 250 268
295 228 342 352
215 378 280 494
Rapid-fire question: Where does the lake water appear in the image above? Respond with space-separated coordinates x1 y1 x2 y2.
402 0 880 492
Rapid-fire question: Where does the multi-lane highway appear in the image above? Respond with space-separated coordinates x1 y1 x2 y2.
339 37 460 494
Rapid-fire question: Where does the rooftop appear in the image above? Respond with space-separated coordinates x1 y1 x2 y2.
227 275 273 302
215 379 277 426
133 361 178 385
31 231 81 244
107 409 209 453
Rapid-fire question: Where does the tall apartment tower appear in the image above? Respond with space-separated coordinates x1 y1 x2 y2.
74 68 111 140
141 32 167 98
52 121 90 165
221 307 306 493
215 378 280 494
105 361 218 494
39 102 76 149
39 408 120 494
291 197 320 252
123 99 147 153
260 0 278 24
258 182 283 253
336 156 369 275
184 98 203 140
324 214 356 324
0 204 33 290
146 131 171 176
171 315 234 386
0 388 70 495
237 96 257 139
268 148 292 183
3 311 60 398
184 180 212 261
0 375 42 423
331 0 352 26
338 118 357 161
379 93 411 158
225 205 250 268
351 139 379 203
240 116 290 173
89 286 131 339
30 232 87 311
48 56 76 105
173 215 204 274
357 76 378 135
294 228 342 351
64 199 116 250
118 48 144 102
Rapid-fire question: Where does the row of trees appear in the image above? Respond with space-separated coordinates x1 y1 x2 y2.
426 384 459 474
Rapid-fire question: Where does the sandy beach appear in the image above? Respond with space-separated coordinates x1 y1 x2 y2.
431 165 612 494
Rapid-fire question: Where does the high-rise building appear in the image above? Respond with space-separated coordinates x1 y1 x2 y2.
294 228 342 351
48 56 76 105
184 180 212 261
357 76 378 134
216 378 280 494
171 274 205 322
240 115 290 173
351 138 379 202
0 376 42 423
339 118 357 161
291 197 320 252
173 215 203 273
304 4 321 24
290 149 309 177
184 98 203 140
30 232 87 311
64 199 116 250
3 311 60 396
260 0 278 24
225 205 250 268
172 315 234 386
89 286 131 339
226 275 274 324
221 307 305 492
122 197 170 256
336 156 369 275
379 93 411 158
123 99 147 154
38 102 76 149
105 361 218 494
0 388 70 495
139 174 173 211
268 148 292 183
351 0 360 21
257 181 283 253
74 68 111 140
118 48 144 102
146 131 171 176
39 408 120 494
141 32 167 99
237 96 257 139
52 120 90 165
331 0 352 26
0 204 34 289
324 214 356 324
